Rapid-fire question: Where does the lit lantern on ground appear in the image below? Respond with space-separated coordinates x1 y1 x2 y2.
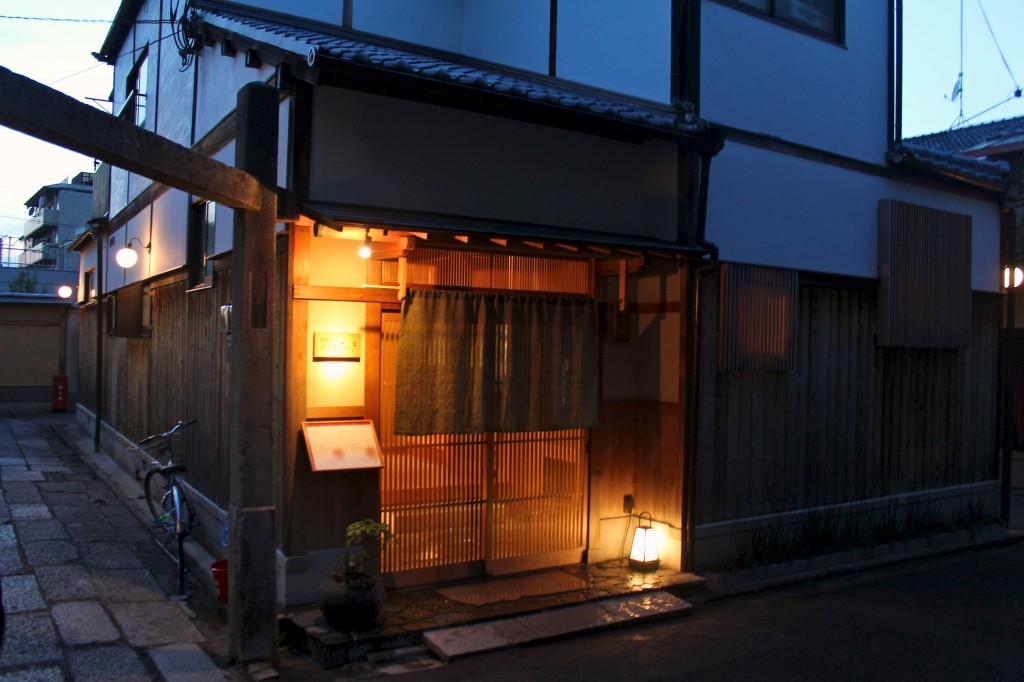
629 511 659 572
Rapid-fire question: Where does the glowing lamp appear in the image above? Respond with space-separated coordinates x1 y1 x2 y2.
629 512 659 572
358 230 372 259
1004 266 1023 289
57 284 73 299
115 237 150 269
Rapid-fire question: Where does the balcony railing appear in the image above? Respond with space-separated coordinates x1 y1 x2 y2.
23 207 60 240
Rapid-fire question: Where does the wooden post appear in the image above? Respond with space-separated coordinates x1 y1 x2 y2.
227 82 279 663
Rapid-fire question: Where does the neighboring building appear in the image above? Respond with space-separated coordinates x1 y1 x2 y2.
77 1 1011 605
18 172 92 271
904 115 1024 449
0 174 90 411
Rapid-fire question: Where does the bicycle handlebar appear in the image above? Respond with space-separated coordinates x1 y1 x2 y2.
136 419 197 446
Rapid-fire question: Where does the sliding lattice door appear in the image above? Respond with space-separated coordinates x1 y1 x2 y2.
379 314 587 586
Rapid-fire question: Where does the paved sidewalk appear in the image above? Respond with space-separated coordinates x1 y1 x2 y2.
0 412 241 681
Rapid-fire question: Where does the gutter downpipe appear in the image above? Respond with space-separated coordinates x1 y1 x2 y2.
86 218 107 452
892 0 902 149
1001 174 1020 522
683 133 722 571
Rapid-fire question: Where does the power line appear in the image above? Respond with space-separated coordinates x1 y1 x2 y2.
0 15 111 23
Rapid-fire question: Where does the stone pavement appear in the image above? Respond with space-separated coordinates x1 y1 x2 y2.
0 412 242 681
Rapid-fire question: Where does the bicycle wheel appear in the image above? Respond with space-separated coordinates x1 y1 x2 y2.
169 486 188 594
143 468 170 522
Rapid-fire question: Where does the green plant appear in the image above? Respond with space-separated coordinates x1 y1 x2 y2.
8 271 38 293
332 518 394 588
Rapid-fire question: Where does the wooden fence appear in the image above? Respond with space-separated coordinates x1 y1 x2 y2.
697 277 1001 526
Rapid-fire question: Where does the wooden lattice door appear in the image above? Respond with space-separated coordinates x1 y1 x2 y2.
378 313 587 587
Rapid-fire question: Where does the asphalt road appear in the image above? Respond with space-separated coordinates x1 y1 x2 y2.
399 541 1024 682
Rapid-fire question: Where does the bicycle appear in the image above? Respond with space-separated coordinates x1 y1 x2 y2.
135 419 199 595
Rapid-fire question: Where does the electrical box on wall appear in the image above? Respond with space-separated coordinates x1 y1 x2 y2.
313 331 361 360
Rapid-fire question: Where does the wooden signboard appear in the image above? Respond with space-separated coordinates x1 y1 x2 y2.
302 420 384 471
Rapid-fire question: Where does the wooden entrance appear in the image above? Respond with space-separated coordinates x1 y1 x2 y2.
378 313 588 587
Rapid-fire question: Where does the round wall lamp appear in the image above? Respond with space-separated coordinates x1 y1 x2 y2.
115 237 150 269
57 284 74 299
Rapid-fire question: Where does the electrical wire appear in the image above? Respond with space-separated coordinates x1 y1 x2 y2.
977 0 1020 94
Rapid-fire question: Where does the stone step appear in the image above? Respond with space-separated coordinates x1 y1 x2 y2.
423 590 693 662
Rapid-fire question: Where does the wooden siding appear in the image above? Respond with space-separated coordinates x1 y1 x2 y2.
77 269 235 509
697 276 1000 526
590 400 684 527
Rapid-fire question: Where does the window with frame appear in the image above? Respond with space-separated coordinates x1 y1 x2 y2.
123 48 148 127
721 0 843 42
188 200 216 288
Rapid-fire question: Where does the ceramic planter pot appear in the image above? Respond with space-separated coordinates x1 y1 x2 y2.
317 577 386 632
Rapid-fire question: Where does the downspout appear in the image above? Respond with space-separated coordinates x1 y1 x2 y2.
891 0 902 148
682 133 722 572
87 219 107 452
1001 171 1021 521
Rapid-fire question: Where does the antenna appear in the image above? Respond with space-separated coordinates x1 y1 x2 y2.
948 0 966 128
949 0 1024 129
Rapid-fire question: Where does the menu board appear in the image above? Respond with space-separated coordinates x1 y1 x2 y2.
302 420 383 471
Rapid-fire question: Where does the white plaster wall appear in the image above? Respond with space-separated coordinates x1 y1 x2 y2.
309 88 678 240
556 0 671 103
150 189 189 277
194 46 276 144
701 1 890 164
352 0 464 51
707 142 1002 292
462 0 550 74
239 0 345 24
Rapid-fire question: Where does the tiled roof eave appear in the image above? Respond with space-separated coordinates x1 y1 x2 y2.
891 143 1010 193
195 3 710 142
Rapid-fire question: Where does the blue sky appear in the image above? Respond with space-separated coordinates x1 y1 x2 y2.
1 1 1022 239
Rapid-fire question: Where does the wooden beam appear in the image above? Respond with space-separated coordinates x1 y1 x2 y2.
0 66 262 211
293 284 399 304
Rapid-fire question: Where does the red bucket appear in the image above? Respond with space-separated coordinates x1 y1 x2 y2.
211 560 228 603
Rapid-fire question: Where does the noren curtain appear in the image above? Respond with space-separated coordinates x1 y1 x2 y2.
394 289 599 434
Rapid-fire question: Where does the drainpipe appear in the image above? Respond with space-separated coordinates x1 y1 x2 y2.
1002 196 1020 521
87 218 107 452
682 131 723 571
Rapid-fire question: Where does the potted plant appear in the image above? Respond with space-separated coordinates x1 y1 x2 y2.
317 518 395 632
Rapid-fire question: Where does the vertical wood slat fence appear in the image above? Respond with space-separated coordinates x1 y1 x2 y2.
698 279 1000 527
78 269 236 509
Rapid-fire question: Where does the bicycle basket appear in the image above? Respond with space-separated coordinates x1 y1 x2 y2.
130 432 180 474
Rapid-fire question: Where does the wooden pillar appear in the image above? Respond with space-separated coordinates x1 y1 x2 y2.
227 82 279 663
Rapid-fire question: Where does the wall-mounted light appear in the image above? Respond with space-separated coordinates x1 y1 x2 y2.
57 284 74 299
628 512 660 572
358 229 372 259
1004 266 1023 289
115 237 150 269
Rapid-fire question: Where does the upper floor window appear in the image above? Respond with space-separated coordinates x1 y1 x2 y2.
188 200 216 288
722 0 844 42
124 48 148 127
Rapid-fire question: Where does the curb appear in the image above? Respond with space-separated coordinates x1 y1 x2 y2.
700 526 1024 600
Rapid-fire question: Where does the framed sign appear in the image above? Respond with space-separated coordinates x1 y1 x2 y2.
302 420 383 472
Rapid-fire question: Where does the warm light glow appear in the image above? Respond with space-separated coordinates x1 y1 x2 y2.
115 245 139 268
628 513 659 572
57 285 73 299
1004 266 1023 289
358 232 372 259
